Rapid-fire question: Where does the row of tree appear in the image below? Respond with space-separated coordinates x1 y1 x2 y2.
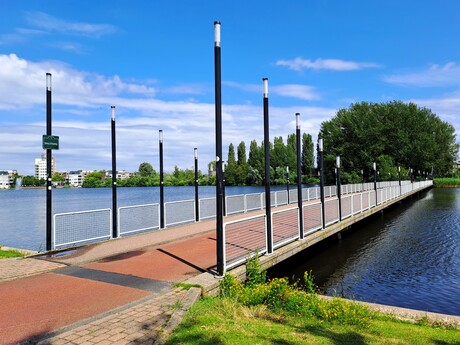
221 133 316 186
81 165 217 188
319 101 459 184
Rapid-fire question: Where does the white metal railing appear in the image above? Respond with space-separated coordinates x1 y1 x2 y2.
165 199 195 227
222 180 433 272
53 208 111 249
52 180 431 250
118 203 159 236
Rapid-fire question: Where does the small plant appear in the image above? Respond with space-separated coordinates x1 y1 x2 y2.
219 273 241 298
302 270 318 294
245 250 266 287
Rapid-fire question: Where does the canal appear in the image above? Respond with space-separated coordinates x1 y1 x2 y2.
268 188 460 316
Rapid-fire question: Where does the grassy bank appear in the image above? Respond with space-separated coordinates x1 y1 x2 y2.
167 258 460 344
0 246 26 259
433 178 460 187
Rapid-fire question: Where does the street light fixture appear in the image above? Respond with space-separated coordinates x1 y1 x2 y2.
319 138 325 229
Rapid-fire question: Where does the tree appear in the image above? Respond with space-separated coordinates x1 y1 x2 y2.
302 133 314 177
319 101 459 183
138 162 155 177
237 141 247 166
52 172 65 182
248 140 264 184
225 143 237 185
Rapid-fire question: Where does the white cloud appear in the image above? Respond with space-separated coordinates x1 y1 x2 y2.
0 54 338 175
25 12 117 38
276 57 381 72
384 62 460 87
224 81 320 101
0 54 156 110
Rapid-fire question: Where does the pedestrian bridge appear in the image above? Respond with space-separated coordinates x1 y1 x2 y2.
52 180 432 276
221 180 432 273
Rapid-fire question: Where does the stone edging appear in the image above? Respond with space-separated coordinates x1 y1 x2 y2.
153 287 202 345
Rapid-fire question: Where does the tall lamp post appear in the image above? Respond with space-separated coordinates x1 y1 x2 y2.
194 148 199 222
214 21 224 276
361 169 364 191
263 77 273 254
286 166 290 204
336 156 341 221
46 73 52 251
319 138 325 229
111 106 118 238
159 130 165 229
373 162 378 205
398 166 401 196
222 161 226 216
296 113 303 239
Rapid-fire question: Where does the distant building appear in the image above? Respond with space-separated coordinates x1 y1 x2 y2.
106 170 134 180
67 170 95 187
0 171 9 189
35 153 56 180
0 170 17 189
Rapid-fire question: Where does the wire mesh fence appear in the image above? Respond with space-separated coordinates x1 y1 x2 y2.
53 209 111 249
52 180 431 250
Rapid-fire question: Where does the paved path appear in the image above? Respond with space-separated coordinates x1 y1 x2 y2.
0 219 219 345
0 194 372 345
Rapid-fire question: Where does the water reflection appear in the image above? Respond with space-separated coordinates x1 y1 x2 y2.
269 188 460 316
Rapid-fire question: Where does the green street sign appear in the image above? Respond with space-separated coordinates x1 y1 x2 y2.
42 135 59 150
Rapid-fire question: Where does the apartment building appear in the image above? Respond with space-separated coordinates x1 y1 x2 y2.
34 153 56 180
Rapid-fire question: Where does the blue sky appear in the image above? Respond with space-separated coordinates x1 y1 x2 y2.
1 1 460 175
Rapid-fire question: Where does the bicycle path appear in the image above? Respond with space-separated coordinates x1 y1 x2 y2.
0 218 221 345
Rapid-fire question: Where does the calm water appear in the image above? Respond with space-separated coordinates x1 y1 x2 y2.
0 185 287 251
268 188 460 316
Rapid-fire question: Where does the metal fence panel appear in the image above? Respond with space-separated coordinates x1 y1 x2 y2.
276 190 288 206
308 187 318 201
226 194 245 215
325 198 339 226
53 209 111 249
303 201 322 235
118 203 159 236
165 200 195 227
224 215 267 270
199 197 216 220
289 189 298 204
353 194 362 215
341 195 352 219
246 193 263 212
273 207 299 249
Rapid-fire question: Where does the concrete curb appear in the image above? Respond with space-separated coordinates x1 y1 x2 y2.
153 287 202 345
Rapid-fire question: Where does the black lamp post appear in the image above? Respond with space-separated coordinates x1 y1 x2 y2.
111 106 118 239
336 156 341 221
222 161 226 216
214 21 224 276
398 166 401 196
373 162 378 205
194 148 199 222
46 73 52 251
263 77 273 254
286 166 290 204
319 138 325 229
296 113 303 239
159 130 165 229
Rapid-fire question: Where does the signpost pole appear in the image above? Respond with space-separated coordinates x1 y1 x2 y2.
46 73 52 251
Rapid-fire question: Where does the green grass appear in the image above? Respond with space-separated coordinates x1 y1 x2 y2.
434 178 460 187
167 256 460 344
0 246 25 259
166 296 460 345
